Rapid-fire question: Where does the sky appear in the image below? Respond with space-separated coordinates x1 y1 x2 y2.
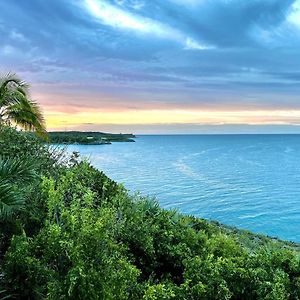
1 0 300 133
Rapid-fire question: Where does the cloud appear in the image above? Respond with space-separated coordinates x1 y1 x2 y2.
84 0 211 49
85 0 160 33
0 0 300 132
10 30 27 42
184 37 212 50
288 0 300 27
0 45 16 55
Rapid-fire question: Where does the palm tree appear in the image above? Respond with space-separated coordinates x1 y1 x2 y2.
0 73 47 138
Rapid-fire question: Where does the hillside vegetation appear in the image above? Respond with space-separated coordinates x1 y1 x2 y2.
49 131 136 145
0 125 300 299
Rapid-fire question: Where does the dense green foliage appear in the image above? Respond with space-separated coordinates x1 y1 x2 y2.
49 131 135 145
0 156 38 219
0 126 300 299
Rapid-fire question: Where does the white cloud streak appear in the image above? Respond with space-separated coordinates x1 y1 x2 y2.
84 0 211 50
288 0 300 27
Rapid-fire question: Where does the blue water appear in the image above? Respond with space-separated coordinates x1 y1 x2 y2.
66 135 300 242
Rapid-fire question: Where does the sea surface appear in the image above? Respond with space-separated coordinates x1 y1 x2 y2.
65 135 300 242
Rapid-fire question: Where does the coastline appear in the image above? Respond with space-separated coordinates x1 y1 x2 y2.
49 131 136 145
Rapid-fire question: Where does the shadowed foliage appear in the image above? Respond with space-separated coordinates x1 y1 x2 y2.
0 156 38 219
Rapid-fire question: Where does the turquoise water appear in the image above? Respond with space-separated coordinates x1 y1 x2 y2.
66 135 300 242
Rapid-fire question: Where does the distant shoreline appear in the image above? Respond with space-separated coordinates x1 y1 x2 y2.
49 131 136 145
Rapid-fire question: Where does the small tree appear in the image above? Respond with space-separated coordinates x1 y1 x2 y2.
0 73 47 138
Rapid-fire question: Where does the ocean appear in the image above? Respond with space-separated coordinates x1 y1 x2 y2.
65 135 300 242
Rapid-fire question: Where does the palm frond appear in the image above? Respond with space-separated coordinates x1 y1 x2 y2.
0 156 37 183
4 96 48 139
0 88 24 108
0 290 15 300
0 73 48 139
139 198 160 216
0 72 29 100
0 156 38 219
0 180 24 219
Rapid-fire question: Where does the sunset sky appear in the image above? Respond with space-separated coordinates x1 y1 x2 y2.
1 0 300 133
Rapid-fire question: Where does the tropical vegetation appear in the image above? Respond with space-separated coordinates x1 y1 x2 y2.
0 73 46 138
0 125 299 299
49 131 135 145
0 76 299 299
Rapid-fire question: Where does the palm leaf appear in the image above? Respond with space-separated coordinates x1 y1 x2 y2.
0 73 29 100
0 180 24 219
4 96 48 139
0 290 11 300
0 157 38 219
0 289 15 300
0 73 48 139
0 156 37 183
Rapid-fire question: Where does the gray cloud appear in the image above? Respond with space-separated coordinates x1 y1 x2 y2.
0 0 300 116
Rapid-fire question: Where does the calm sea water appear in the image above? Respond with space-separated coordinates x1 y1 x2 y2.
66 135 300 242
